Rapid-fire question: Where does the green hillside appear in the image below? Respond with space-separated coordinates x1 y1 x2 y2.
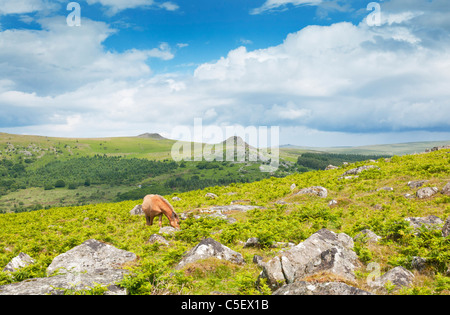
280 140 450 160
0 132 176 166
0 149 449 295
0 133 298 212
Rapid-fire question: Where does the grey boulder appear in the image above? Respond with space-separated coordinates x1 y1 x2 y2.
176 238 245 269
258 229 359 290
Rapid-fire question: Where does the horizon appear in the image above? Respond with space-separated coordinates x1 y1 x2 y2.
2 130 449 150
0 1 449 147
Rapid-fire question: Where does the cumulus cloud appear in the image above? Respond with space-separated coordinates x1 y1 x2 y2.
192 19 450 135
0 16 174 95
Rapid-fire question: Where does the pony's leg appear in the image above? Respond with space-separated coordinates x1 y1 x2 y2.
149 214 155 226
158 214 163 227
145 215 152 226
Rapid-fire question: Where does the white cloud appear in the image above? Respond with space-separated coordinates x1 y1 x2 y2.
159 1 179 11
0 0 47 15
251 0 322 15
86 0 179 15
192 21 450 135
0 16 174 95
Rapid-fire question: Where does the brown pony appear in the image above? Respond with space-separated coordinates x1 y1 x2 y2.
142 194 180 229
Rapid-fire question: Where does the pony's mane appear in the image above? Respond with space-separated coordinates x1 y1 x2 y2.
157 195 179 220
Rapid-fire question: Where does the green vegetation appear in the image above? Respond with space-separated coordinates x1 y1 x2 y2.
0 149 449 295
296 153 390 170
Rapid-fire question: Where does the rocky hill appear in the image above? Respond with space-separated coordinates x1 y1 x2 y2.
0 149 449 295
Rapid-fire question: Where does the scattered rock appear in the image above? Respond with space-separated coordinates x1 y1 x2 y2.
205 193 218 199
203 205 261 213
373 204 383 210
253 255 263 267
377 187 393 192
442 182 450 196
354 230 381 244
369 266 414 292
147 234 170 246
425 145 450 153
129 205 143 215
290 183 296 190
342 165 379 176
176 238 245 270
172 196 182 201
328 200 338 207
3 253 35 273
295 186 328 198
442 217 450 237
405 215 444 232
244 237 261 248
159 226 180 235
0 269 127 295
407 180 429 189
258 229 359 290
273 281 373 295
416 187 439 199
325 165 339 170
341 175 359 180
411 256 427 272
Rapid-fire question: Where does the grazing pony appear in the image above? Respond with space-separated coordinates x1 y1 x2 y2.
142 194 180 229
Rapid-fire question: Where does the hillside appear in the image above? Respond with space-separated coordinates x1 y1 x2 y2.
0 133 297 212
0 149 449 295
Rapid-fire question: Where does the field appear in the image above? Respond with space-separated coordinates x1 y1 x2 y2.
0 149 449 295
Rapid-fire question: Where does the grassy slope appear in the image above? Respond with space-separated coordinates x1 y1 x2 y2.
0 149 449 295
0 133 176 165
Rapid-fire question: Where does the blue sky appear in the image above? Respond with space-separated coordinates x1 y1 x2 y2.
0 0 449 147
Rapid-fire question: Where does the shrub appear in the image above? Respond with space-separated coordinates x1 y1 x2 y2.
54 179 66 188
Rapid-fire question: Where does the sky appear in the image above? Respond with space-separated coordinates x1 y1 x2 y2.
0 0 449 147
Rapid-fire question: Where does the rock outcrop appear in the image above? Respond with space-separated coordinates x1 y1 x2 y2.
258 229 359 290
176 238 245 270
0 239 136 295
129 205 143 215
47 239 136 276
273 281 373 295
295 186 328 198
405 215 444 232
